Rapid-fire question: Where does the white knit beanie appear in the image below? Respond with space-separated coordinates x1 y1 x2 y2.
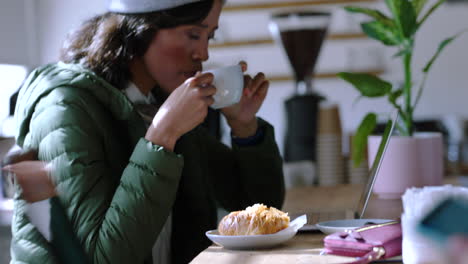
108 0 204 13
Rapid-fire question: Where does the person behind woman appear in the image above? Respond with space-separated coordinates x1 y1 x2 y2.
11 0 285 263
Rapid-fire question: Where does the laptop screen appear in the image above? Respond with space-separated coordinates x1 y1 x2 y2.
355 111 399 219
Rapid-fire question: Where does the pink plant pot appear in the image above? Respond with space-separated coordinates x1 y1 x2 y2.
368 132 444 199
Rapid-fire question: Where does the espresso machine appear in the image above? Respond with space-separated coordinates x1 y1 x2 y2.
269 11 331 163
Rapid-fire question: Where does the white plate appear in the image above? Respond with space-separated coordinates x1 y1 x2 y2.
206 214 306 250
316 218 394 234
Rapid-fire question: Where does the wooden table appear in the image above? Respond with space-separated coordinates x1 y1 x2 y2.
191 183 405 263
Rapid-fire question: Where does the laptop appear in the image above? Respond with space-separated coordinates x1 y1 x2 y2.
292 111 399 231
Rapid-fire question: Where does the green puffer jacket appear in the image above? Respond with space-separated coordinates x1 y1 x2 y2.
12 62 285 264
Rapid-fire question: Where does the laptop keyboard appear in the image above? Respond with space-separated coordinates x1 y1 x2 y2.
308 211 348 225
290 210 355 226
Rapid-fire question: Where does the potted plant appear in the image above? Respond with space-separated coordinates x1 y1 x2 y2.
338 0 462 198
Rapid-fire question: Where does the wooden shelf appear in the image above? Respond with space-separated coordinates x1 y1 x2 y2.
209 33 367 48
224 0 376 12
268 68 385 82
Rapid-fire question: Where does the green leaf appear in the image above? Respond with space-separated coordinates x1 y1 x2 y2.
385 0 417 38
352 113 377 167
393 48 411 58
418 0 446 28
361 21 400 46
344 6 394 27
411 0 429 16
389 89 403 105
338 72 392 97
423 33 460 73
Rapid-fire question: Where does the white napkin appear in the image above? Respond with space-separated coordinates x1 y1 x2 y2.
25 199 52 241
277 214 307 235
401 185 468 264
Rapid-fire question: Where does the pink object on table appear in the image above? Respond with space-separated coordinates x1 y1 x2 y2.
324 221 402 263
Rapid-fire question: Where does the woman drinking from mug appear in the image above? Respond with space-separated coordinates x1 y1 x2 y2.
10 0 285 263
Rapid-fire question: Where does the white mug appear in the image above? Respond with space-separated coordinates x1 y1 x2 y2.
205 65 244 109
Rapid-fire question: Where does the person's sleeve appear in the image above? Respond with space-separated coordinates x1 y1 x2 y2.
205 118 285 211
231 126 264 146
29 88 184 263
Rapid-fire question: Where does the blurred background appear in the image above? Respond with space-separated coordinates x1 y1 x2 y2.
1 0 468 262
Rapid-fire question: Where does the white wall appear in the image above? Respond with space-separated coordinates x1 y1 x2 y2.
404 3 468 120
3 0 468 152
0 0 35 136
0 0 30 66
36 0 106 64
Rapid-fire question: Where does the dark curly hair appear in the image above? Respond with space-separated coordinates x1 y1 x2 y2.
59 0 214 90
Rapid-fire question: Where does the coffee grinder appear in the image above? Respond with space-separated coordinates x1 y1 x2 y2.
269 11 331 164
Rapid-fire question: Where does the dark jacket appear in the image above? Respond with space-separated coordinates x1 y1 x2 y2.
12 62 285 263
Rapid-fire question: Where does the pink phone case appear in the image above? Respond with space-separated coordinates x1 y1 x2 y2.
323 221 402 263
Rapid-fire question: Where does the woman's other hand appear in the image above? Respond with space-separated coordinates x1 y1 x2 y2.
221 61 269 138
2 149 56 203
145 72 216 151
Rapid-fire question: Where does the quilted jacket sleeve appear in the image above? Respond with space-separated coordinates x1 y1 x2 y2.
24 87 184 263
204 118 285 211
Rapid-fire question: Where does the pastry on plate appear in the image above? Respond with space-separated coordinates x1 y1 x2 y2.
218 203 290 235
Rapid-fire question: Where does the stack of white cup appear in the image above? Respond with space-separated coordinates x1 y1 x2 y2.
317 103 345 186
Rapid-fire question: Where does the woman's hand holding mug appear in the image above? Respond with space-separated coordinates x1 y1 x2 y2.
222 61 269 138
145 72 216 151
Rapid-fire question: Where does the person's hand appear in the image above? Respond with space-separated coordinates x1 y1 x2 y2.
145 72 216 151
221 61 269 138
2 149 56 203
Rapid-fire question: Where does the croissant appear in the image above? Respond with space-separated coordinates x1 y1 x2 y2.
218 204 290 235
